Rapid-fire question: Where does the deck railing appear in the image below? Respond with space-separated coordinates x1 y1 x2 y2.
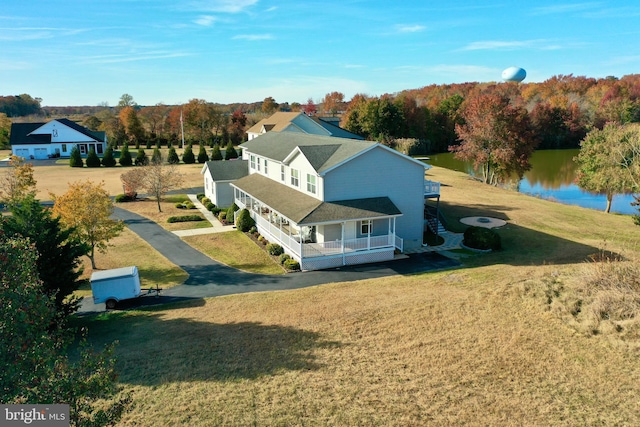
425 180 440 195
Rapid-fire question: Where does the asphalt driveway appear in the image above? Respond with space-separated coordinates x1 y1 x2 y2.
79 207 459 313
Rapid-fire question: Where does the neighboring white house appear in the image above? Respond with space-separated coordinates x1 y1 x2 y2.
246 111 364 141
9 118 107 159
201 160 248 208
222 132 441 271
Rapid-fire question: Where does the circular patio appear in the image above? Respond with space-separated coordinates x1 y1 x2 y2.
460 216 507 229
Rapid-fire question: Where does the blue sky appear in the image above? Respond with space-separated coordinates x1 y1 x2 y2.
2 1 640 106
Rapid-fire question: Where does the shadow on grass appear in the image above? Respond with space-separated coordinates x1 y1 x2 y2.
439 201 616 266
82 309 340 385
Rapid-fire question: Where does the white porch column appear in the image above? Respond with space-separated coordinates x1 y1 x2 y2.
341 222 346 265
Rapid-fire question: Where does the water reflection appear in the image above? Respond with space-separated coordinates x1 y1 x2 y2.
425 149 636 215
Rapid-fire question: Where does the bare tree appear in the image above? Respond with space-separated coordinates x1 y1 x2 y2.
142 162 184 212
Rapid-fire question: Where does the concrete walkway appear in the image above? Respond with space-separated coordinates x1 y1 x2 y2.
405 232 464 254
171 194 235 237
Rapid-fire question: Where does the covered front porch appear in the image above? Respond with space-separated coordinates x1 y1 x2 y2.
232 178 404 271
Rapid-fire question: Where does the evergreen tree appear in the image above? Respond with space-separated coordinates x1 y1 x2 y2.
119 143 133 166
167 146 180 164
211 144 223 161
135 148 148 166
224 141 238 160
69 146 83 168
85 147 101 168
182 144 195 164
2 195 89 317
101 146 117 167
151 147 163 165
197 144 209 163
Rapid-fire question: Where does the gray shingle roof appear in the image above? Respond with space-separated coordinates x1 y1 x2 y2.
231 173 401 225
310 116 365 140
203 160 248 181
240 132 376 174
9 119 105 146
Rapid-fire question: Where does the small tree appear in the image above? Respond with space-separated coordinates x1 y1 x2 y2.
197 144 210 163
182 144 195 164
0 155 36 207
135 148 149 166
151 147 163 164
142 162 185 212
167 146 180 164
224 141 238 160
69 146 83 168
120 167 146 199
52 180 124 269
235 208 255 232
211 144 223 161
226 202 239 223
101 145 117 167
86 147 101 168
119 143 133 166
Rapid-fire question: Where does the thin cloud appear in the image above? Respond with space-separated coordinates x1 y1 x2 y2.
194 15 217 26
187 0 258 13
232 34 273 41
82 52 193 65
396 24 426 33
461 39 563 51
531 2 601 15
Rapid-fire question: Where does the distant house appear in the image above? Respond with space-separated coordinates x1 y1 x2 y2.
201 160 248 208
209 132 442 271
9 118 107 159
246 111 363 141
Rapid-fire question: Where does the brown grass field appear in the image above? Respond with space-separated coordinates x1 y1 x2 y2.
8 152 640 425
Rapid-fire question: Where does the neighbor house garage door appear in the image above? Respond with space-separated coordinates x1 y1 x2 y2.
34 148 48 159
14 148 29 158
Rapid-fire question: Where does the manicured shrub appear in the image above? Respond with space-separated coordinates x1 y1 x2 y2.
196 193 205 201
69 146 83 168
201 197 211 205
85 147 101 168
119 143 133 166
219 211 227 221
101 146 116 167
235 208 255 232
151 147 162 164
135 148 148 166
184 202 195 209
167 146 180 164
226 203 239 223
175 202 185 209
224 141 238 160
249 226 257 234
211 144 223 161
266 243 284 256
115 194 134 203
182 144 195 164
279 253 291 265
167 215 204 223
463 226 501 251
197 144 209 163
205 202 215 211
283 259 300 271
211 207 222 215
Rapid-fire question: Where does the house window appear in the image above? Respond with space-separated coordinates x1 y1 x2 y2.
360 220 372 235
257 157 261 172
281 165 285 182
264 159 268 174
306 174 316 194
250 155 256 170
291 169 299 187
97 144 103 154
62 144 67 153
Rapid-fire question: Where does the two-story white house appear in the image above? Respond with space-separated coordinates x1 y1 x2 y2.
10 118 107 159
246 111 364 141
229 132 440 271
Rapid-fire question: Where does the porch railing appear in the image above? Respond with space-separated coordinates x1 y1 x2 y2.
425 180 440 195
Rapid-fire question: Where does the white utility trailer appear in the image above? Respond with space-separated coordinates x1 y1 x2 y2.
90 266 160 309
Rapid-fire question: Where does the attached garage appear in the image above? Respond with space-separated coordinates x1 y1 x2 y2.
34 148 48 159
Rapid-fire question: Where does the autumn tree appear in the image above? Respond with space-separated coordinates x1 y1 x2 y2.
120 167 146 199
575 123 640 213
0 112 11 149
0 155 36 207
322 91 345 116
117 93 136 109
0 231 130 424
303 98 316 115
52 180 124 269
141 162 184 212
451 92 537 185
229 109 247 145
262 96 278 114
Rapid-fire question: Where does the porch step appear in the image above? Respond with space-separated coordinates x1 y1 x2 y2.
425 217 447 234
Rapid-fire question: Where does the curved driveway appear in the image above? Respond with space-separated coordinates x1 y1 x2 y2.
80 207 458 312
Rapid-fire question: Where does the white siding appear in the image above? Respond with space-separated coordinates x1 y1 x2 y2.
31 121 99 143
323 147 425 250
287 152 322 200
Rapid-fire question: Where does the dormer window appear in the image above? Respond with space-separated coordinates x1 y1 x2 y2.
291 169 299 187
306 174 316 194
250 155 256 170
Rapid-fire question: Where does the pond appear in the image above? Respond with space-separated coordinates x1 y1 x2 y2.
424 149 637 215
